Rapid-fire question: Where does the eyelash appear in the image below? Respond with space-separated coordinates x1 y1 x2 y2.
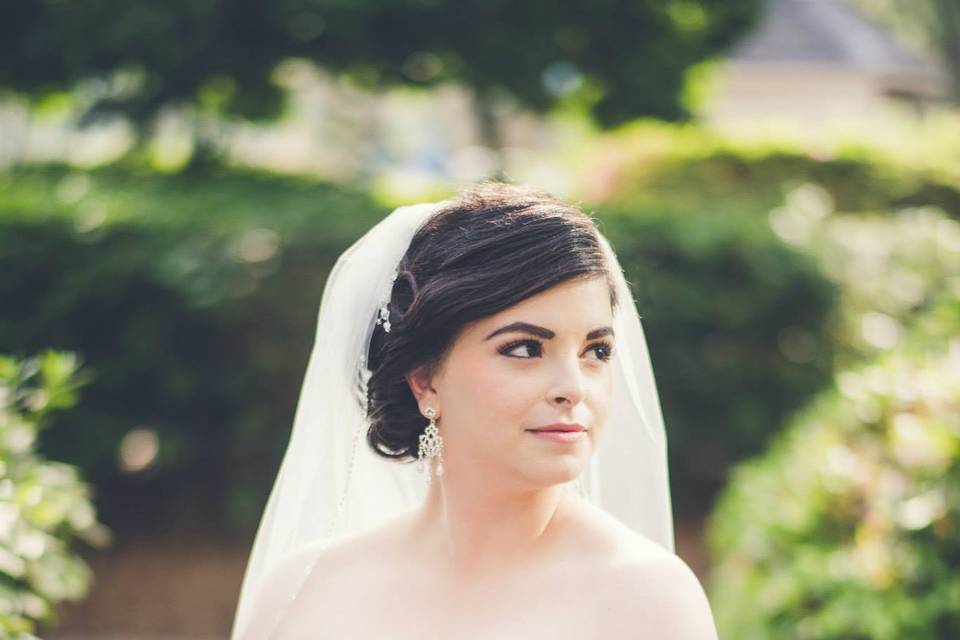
498 338 615 362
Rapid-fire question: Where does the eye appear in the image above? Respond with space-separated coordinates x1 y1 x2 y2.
498 339 615 362
498 339 543 359
587 340 615 362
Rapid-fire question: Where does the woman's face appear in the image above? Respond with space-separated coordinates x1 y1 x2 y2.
414 276 616 490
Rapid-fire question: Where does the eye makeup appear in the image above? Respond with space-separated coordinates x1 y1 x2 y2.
497 338 615 362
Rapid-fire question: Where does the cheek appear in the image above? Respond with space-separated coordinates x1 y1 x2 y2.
590 367 615 432
443 355 536 427
465 359 532 413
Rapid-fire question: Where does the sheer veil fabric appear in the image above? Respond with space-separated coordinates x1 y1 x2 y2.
230 200 675 639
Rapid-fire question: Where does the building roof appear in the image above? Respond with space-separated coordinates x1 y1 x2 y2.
729 0 944 81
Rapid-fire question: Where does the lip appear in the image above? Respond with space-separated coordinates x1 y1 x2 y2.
525 423 588 445
527 423 587 433
526 430 587 444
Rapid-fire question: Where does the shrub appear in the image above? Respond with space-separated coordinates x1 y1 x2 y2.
0 165 386 536
0 351 110 637
576 120 960 221
767 183 960 368
595 207 838 506
706 296 960 640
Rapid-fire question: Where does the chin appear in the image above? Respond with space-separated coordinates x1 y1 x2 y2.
529 456 587 486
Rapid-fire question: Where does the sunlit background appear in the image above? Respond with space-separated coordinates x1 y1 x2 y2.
1 0 958 637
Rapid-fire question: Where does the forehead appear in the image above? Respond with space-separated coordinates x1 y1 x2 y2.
468 277 614 338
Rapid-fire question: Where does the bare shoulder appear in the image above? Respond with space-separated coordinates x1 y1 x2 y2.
235 519 399 639
233 538 346 639
594 550 719 640
564 499 719 639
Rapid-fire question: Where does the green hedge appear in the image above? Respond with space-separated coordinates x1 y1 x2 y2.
577 121 959 508
706 295 960 639
1 165 385 536
579 121 960 221
1 163 837 534
597 208 837 508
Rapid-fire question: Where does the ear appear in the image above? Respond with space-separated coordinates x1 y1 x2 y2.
405 363 438 411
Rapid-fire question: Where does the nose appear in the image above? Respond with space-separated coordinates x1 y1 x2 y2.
547 354 587 407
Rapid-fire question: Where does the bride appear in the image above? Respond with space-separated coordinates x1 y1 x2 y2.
231 182 719 639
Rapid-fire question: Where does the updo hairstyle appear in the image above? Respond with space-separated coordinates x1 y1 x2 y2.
363 181 619 461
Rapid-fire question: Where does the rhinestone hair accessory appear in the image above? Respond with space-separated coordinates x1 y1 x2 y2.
375 267 399 333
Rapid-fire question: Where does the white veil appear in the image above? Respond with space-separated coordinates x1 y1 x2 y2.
230 199 674 639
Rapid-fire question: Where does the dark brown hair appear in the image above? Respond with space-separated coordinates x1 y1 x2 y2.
363 181 618 461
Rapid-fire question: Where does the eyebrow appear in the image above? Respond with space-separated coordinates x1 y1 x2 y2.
483 321 615 341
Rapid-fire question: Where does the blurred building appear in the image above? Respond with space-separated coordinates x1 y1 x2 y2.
705 0 951 127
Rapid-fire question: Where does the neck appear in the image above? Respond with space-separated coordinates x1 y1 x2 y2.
409 458 576 582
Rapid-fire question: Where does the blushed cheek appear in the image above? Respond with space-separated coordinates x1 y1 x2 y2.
444 357 501 413
588 373 613 434
469 362 523 413
462 360 535 430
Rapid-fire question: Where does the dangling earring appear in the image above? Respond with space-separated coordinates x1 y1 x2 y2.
417 407 444 482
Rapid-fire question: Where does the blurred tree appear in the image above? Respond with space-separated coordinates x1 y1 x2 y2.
0 0 761 155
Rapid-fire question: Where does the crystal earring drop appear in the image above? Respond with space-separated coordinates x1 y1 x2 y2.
417 407 444 482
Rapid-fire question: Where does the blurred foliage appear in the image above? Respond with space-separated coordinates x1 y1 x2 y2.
0 165 386 536
0 0 760 129
575 119 959 503
768 184 960 368
0 351 110 637
0 163 383 238
691 120 960 638
706 295 960 639
577 120 960 216
595 207 838 506
0 161 838 532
